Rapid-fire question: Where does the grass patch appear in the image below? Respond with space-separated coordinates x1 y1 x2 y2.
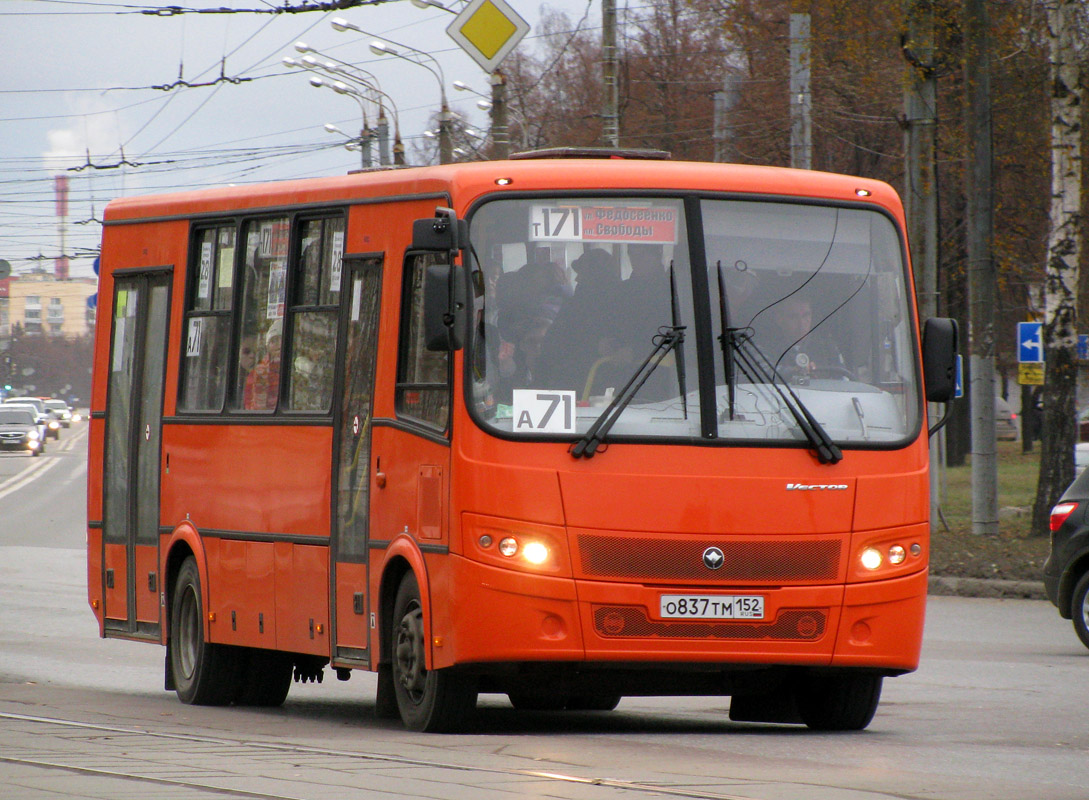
931 440 1050 582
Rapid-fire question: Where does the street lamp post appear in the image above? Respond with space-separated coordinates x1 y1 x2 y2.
285 50 404 166
454 73 529 156
310 77 372 169
331 17 452 165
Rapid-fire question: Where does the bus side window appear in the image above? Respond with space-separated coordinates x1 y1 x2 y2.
233 217 290 411
179 225 235 412
396 253 451 430
287 216 344 412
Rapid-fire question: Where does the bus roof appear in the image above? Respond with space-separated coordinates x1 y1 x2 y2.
102 157 903 225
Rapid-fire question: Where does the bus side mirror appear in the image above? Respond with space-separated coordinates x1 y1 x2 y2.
412 213 468 252
922 317 958 403
423 263 466 351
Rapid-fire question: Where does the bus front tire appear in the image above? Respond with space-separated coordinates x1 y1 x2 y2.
391 572 477 732
796 672 882 731
170 557 240 706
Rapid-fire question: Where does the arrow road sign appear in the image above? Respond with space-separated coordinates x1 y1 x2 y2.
1017 321 1043 364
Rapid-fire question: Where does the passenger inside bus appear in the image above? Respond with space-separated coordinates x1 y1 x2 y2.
536 247 625 398
244 319 282 410
493 245 569 397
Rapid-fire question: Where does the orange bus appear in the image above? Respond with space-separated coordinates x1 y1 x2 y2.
88 150 956 732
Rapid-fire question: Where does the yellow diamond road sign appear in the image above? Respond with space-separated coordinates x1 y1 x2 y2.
447 0 529 74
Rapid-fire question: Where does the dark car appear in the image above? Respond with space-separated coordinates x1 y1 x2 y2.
3 397 59 439
1044 469 1089 649
0 407 44 456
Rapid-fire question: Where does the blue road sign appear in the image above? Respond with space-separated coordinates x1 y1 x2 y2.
954 354 964 399
1079 334 1089 361
1018 321 1043 363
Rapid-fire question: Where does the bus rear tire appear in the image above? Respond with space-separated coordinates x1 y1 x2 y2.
391 572 477 732
796 672 882 731
235 649 293 707
170 557 240 706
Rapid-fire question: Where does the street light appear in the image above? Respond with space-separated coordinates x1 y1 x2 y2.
310 77 374 169
331 17 453 165
330 79 404 166
285 47 404 166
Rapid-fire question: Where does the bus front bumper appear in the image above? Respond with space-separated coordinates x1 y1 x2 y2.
435 557 926 674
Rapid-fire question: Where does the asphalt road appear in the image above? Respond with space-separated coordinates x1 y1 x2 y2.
1 428 1087 800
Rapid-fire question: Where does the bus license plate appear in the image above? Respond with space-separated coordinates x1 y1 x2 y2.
659 595 764 620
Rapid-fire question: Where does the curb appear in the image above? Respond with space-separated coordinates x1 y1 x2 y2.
928 575 1047 600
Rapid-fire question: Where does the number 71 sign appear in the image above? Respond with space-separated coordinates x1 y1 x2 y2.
512 390 576 433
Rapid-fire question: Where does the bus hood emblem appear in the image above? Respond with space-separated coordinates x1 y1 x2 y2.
703 547 725 570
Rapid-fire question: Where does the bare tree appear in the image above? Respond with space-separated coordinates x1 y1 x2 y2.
1033 0 1085 534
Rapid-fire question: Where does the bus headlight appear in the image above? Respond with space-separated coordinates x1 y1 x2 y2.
860 547 883 570
522 541 549 565
466 513 570 577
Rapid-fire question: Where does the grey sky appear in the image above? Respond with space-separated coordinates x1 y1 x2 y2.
1 0 595 279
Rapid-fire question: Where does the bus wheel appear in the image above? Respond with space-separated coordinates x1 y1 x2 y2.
170 557 240 705
796 672 882 731
1071 572 1089 650
235 649 293 707
391 572 477 732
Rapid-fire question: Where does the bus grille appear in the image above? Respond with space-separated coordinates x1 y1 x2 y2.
593 606 827 641
575 535 841 583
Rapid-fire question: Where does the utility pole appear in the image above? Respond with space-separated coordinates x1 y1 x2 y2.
601 0 619 148
376 112 390 167
789 5 812 170
713 74 740 163
490 70 510 160
965 0 998 535
903 0 941 524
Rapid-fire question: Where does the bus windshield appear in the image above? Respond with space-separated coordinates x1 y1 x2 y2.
468 196 920 448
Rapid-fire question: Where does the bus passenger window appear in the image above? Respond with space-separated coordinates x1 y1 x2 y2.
179 225 235 412
396 253 450 430
233 216 290 411
287 217 344 412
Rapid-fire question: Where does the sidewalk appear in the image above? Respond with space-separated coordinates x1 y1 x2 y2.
929 575 1046 600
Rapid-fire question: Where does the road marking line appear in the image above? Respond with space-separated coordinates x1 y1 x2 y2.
0 425 86 501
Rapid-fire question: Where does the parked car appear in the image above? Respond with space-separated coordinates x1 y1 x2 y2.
994 396 1019 441
42 398 72 428
0 407 44 456
2 396 59 439
1044 470 1089 649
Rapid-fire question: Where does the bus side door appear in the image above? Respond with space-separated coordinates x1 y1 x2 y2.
331 257 383 662
102 269 171 639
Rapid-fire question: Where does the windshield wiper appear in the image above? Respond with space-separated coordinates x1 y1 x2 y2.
715 264 736 421
720 323 842 465
571 326 685 459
